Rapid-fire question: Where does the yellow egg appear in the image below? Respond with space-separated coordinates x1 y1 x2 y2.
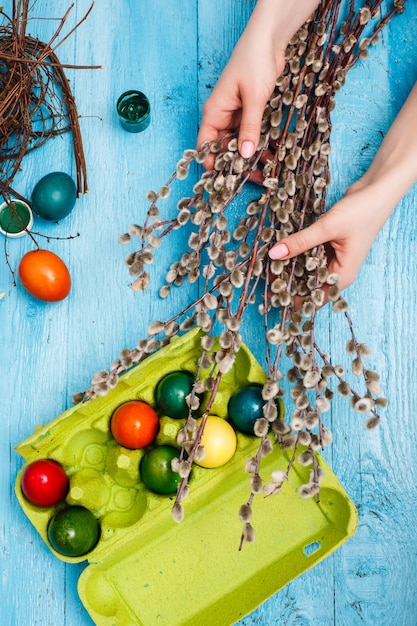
195 416 237 468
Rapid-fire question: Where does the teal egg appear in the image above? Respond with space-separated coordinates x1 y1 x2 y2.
228 385 265 434
31 172 77 221
228 384 286 434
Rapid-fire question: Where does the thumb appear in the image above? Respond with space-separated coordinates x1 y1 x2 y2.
238 91 268 159
196 119 220 151
269 220 330 260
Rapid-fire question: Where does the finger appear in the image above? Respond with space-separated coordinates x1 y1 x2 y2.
259 147 276 164
197 99 242 170
268 219 332 260
248 169 265 185
237 90 269 159
247 146 276 182
196 118 220 151
196 119 221 170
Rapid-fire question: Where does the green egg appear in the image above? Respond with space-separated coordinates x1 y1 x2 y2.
48 505 100 557
140 445 181 495
155 371 199 419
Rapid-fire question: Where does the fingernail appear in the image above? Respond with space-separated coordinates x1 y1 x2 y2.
269 243 289 260
240 140 254 159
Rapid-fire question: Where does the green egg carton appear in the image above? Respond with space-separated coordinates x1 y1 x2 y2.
15 327 358 626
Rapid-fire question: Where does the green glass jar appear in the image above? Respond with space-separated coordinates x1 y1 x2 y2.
116 90 151 133
0 199 33 237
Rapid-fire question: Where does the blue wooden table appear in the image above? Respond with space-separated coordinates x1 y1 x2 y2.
1 1 417 624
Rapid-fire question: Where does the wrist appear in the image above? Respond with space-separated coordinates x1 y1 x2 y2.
249 0 321 52
347 177 404 230
356 82 417 217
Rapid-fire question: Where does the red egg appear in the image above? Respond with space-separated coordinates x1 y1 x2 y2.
21 460 69 507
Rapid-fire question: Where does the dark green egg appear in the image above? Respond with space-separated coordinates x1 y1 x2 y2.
48 505 100 557
155 371 198 419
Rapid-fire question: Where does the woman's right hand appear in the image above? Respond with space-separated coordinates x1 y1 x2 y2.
269 80 417 291
269 182 388 291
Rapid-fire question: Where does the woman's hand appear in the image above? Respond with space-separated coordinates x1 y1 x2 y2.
197 0 321 168
197 35 284 167
270 81 417 291
197 23 285 168
269 181 387 290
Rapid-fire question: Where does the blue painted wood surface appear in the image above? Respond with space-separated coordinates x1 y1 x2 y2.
1 1 417 624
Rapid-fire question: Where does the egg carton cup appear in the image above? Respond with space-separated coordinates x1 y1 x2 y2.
15 328 358 626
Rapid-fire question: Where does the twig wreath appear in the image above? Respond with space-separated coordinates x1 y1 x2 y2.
0 1 98 279
76 0 405 545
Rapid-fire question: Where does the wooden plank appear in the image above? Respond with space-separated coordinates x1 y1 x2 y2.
1 1 417 625
327 10 417 626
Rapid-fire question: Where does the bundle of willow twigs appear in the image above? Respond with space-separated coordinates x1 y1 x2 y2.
76 0 405 545
0 1 98 203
